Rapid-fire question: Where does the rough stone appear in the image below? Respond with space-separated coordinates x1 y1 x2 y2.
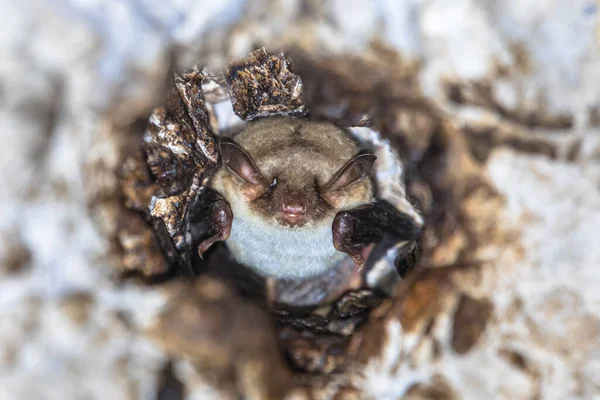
1 0 599 399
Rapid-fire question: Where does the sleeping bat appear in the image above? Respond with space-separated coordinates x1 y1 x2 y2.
196 116 420 280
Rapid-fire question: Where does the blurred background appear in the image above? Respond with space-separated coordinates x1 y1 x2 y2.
0 0 599 399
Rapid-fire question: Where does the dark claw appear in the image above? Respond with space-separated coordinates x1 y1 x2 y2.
197 197 233 258
332 201 421 269
332 211 365 266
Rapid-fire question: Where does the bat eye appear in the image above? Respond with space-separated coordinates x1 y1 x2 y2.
270 178 277 188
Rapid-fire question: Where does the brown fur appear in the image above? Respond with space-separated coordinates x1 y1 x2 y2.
210 116 373 229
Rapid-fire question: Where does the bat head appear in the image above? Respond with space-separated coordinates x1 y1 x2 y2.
212 117 375 229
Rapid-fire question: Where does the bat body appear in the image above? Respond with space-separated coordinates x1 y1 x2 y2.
207 117 375 279
224 215 343 279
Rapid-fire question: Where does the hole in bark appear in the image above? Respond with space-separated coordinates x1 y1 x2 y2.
108 48 503 394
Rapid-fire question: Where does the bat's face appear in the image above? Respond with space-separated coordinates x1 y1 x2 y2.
211 117 375 229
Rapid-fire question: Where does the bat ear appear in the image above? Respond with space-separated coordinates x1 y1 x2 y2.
220 140 266 186
322 152 376 195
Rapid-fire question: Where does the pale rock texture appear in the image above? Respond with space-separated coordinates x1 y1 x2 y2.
0 0 598 399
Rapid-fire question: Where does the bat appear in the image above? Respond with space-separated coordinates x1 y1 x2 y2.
195 116 420 280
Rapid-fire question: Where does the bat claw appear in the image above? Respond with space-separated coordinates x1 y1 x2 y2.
196 196 233 258
354 256 365 267
349 251 364 267
332 211 368 266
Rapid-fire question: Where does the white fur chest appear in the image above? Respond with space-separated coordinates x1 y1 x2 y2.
224 216 344 280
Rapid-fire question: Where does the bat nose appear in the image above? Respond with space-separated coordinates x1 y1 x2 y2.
281 201 306 225
282 202 306 215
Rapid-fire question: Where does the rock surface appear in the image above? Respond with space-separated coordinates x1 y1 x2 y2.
1 0 598 399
